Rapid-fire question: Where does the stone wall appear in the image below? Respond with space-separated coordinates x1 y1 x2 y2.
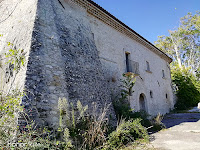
0 0 116 128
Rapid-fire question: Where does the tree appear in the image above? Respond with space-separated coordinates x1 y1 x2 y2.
171 65 200 110
155 12 200 75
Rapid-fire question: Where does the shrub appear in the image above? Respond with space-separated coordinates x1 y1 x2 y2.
149 113 165 132
113 73 136 120
0 90 23 148
172 66 200 110
123 111 165 133
104 119 149 150
130 111 151 128
58 98 110 150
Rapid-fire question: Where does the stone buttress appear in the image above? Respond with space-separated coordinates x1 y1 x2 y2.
0 0 116 128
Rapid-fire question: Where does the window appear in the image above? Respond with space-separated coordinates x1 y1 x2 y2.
125 52 139 74
162 70 165 78
145 61 152 73
146 61 150 71
125 52 130 72
150 90 153 98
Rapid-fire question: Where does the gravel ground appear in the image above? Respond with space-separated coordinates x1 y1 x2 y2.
150 108 200 150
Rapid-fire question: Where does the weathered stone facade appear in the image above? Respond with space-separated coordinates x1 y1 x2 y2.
0 0 174 127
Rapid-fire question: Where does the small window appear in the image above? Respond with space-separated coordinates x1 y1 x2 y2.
162 70 165 78
125 52 130 72
150 90 153 98
166 93 168 99
146 61 150 71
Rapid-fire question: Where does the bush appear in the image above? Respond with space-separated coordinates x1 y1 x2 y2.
0 90 23 148
149 113 165 132
172 66 200 110
130 111 151 127
124 111 165 133
113 73 136 120
58 98 109 150
113 73 164 134
104 119 149 149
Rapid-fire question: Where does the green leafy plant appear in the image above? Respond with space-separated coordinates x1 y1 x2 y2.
103 119 149 150
2 124 71 150
58 98 110 149
0 90 24 148
120 72 136 100
0 40 26 95
172 66 200 110
149 113 165 132
113 73 136 120
4 43 25 72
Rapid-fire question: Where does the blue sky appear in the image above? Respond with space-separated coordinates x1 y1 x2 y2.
92 0 200 44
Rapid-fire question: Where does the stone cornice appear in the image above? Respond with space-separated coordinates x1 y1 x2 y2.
69 0 172 63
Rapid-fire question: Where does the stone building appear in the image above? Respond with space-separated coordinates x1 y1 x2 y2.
0 0 174 127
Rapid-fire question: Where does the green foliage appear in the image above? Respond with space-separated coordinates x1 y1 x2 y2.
130 111 151 127
0 91 24 147
0 40 26 96
58 98 109 149
150 113 165 132
58 97 88 130
1 124 71 150
113 73 136 120
103 119 149 150
0 96 71 149
58 98 85 148
5 46 25 73
120 72 136 98
0 39 28 149
0 91 23 124
155 12 200 74
172 66 200 110
123 111 165 132
113 73 164 134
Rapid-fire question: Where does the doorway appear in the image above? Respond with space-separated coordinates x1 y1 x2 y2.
139 93 147 111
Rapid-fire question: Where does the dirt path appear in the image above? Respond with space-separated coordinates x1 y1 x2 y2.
150 112 200 150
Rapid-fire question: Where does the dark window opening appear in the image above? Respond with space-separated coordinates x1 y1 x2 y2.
150 90 153 98
166 93 168 99
146 61 150 71
125 52 139 74
125 52 130 72
162 70 165 78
